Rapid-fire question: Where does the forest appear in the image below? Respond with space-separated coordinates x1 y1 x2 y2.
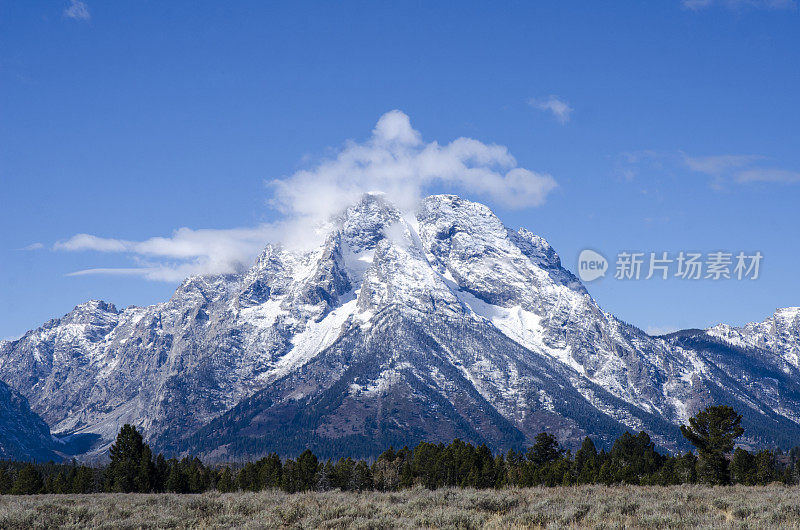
1 405 797 495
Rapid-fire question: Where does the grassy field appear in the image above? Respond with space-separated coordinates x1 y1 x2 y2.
2 485 800 529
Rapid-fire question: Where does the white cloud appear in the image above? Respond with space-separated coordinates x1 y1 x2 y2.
736 168 800 183
682 0 796 9
57 110 557 281
683 153 800 188
64 0 90 20
528 96 572 124
55 225 282 281
56 234 128 253
270 110 557 220
616 150 800 191
682 154 764 175
19 242 44 251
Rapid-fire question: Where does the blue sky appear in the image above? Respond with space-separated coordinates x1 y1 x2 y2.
1 0 799 339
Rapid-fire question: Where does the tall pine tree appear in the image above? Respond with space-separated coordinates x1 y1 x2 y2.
105 424 155 492
680 405 744 485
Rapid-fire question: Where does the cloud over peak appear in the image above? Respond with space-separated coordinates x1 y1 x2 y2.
57 110 557 281
55 226 280 282
270 109 557 220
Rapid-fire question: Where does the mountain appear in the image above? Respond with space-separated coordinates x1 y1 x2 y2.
662 308 800 450
0 193 798 460
0 379 59 461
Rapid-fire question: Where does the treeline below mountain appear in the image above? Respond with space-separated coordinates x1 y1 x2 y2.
2 409 799 495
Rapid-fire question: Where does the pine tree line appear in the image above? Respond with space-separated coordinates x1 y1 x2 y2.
1 406 798 494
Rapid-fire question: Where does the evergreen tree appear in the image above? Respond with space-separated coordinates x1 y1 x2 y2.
754 450 776 485
135 444 155 493
475 444 497 488
413 442 445 489
0 466 12 494
280 459 298 493
351 460 373 491
609 431 663 484
782 464 796 486
237 462 259 491
333 458 355 490
257 453 282 490
394 446 414 489
297 449 319 491
187 457 209 492
280 450 319 493
154 454 168 493
11 464 43 495
677 452 698 484
528 433 562 467
597 460 615 485
72 466 96 493
50 471 69 494
653 457 680 485
680 405 744 485
106 424 153 492
730 448 755 485
165 459 188 493
493 454 507 488
504 448 525 486
216 467 236 492
574 437 599 484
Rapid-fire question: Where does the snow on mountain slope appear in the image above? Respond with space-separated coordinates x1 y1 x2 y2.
416 195 703 423
707 307 800 367
1 193 799 460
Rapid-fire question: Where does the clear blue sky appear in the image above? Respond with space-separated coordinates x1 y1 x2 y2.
1 0 798 339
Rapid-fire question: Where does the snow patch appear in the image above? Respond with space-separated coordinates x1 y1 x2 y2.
270 297 359 379
453 287 585 374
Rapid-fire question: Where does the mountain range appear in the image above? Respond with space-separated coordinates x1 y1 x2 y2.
1 193 798 461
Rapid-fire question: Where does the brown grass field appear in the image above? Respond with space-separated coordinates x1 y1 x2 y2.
2 485 800 529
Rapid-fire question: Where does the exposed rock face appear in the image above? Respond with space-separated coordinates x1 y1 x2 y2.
1 193 799 460
0 380 58 461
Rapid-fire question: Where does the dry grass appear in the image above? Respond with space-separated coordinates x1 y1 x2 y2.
2 485 800 529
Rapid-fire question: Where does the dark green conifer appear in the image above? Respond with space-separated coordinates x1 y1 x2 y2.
11 464 43 495
680 405 744 485
106 424 154 492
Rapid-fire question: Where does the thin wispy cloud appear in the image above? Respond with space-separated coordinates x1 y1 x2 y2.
19 242 44 251
736 168 800 183
681 0 796 10
55 226 281 281
618 150 800 190
64 0 90 20
683 153 800 188
56 110 558 281
682 154 765 175
528 96 573 124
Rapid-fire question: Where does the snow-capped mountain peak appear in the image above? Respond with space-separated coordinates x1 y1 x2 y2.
1 193 799 460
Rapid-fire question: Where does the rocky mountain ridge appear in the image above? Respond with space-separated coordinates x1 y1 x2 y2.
0 380 58 461
1 193 798 460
